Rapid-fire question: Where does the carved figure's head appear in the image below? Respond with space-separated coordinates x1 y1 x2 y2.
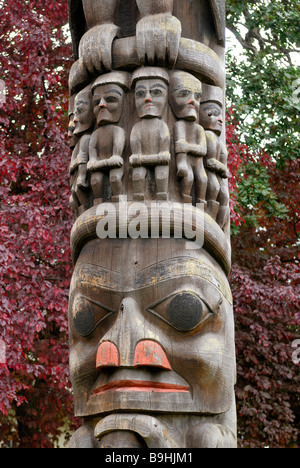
73 84 94 136
199 84 224 136
68 235 235 419
68 94 77 148
132 68 169 119
169 71 202 121
92 72 130 127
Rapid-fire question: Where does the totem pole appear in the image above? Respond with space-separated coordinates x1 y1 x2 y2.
67 0 237 448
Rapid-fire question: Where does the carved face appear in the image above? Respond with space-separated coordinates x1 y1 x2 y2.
73 87 94 135
199 102 223 136
135 78 168 119
169 71 202 121
93 83 125 126
69 237 236 418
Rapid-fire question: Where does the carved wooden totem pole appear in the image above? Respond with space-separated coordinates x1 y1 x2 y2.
67 0 237 448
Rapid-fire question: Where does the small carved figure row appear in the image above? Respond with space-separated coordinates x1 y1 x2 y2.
68 68 229 230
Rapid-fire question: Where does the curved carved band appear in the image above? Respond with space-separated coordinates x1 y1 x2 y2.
70 202 231 275
69 36 225 95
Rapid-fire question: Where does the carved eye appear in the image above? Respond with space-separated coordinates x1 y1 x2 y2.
151 88 163 96
73 296 115 337
195 93 202 101
147 291 220 332
167 293 204 331
106 95 118 103
73 297 95 337
208 109 221 117
178 89 190 97
136 90 145 98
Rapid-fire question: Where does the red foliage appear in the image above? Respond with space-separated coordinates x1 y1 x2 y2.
0 0 77 447
231 155 300 447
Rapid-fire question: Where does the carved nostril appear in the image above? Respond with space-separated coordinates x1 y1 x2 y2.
96 341 119 370
134 340 172 371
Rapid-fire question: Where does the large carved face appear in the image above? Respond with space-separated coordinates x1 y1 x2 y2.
93 83 125 126
69 237 236 418
169 71 202 121
199 102 223 136
73 86 94 136
135 78 168 119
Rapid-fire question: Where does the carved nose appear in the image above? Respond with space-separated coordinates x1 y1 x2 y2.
95 298 172 371
99 98 107 108
96 341 119 370
145 96 152 103
134 340 172 371
96 340 172 371
188 97 195 105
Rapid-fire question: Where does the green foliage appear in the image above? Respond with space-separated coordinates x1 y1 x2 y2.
226 0 300 229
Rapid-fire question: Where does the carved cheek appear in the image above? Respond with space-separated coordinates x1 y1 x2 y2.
170 333 224 386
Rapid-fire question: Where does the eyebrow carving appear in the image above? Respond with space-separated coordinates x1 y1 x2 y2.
104 88 122 97
150 83 167 90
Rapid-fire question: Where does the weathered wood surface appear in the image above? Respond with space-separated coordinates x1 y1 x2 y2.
67 0 237 448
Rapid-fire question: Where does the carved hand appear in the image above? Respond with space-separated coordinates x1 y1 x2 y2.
130 153 171 167
136 14 182 66
205 159 229 178
79 24 120 74
175 139 189 154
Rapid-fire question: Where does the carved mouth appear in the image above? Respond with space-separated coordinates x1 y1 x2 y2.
91 380 189 395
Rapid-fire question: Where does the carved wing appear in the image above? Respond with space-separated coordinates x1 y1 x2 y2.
68 0 86 59
209 0 226 45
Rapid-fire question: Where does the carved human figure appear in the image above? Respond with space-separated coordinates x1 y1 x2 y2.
70 85 94 212
130 68 171 201
68 94 79 151
69 0 181 75
87 72 130 203
169 71 207 205
68 237 237 448
199 84 229 229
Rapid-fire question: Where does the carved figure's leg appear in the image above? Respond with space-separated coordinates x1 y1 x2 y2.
155 165 169 200
216 178 230 229
110 166 124 201
194 157 208 206
176 152 189 178
132 166 147 201
91 171 105 203
77 163 89 189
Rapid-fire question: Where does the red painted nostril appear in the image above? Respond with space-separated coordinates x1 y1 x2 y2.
96 341 119 370
134 340 172 371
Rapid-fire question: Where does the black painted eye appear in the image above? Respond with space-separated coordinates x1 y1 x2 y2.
147 291 218 332
73 296 116 337
167 292 203 331
73 297 95 337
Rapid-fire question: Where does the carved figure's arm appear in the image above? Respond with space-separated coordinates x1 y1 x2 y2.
87 131 99 171
129 124 143 167
108 127 126 167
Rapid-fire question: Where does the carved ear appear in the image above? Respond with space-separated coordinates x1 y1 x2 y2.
68 0 87 60
209 0 226 46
